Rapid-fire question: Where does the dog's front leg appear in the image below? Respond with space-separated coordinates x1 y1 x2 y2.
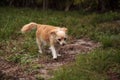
49 36 57 59
50 45 57 59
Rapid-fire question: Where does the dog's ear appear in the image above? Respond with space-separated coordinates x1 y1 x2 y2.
61 28 68 32
50 29 57 35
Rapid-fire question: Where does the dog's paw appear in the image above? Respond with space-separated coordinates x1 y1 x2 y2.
57 54 61 57
53 58 58 60
53 56 57 60
38 50 42 54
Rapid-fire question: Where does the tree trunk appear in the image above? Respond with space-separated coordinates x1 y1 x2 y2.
64 1 73 12
65 4 71 12
9 0 14 6
43 0 48 11
98 0 106 12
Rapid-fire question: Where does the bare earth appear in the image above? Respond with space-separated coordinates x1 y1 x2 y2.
0 38 101 80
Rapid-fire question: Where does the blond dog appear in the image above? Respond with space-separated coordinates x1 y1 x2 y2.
21 22 68 59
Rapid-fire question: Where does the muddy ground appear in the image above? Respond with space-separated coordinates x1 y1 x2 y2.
0 38 100 80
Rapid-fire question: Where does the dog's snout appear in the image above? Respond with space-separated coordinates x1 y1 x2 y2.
62 43 66 46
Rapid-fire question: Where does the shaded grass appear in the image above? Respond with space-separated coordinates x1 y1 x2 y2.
0 7 120 80
91 11 120 24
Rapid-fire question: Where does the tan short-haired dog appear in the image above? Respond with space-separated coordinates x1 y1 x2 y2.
21 22 68 59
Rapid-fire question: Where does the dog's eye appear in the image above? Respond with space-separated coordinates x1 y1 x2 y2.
58 39 61 41
64 38 67 40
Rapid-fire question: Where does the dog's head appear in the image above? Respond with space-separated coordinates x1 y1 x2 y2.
50 28 68 46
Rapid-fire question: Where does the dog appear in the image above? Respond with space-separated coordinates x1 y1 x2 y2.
21 22 68 59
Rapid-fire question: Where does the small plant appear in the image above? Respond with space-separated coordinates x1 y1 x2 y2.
7 54 23 63
7 53 38 65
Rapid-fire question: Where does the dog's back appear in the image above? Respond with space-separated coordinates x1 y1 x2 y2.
36 25 58 42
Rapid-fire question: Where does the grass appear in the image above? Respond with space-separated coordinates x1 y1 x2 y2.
0 7 120 80
52 48 120 80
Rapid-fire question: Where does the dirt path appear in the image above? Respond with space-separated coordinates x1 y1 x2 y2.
0 58 36 80
37 38 100 79
0 38 100 80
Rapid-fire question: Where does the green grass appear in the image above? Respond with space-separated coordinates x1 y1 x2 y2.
0 7 120 80
51 48 120 80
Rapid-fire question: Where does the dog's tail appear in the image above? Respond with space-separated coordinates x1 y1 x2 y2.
21 22 38 33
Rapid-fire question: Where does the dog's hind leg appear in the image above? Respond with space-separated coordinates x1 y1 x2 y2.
36 38 43 53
